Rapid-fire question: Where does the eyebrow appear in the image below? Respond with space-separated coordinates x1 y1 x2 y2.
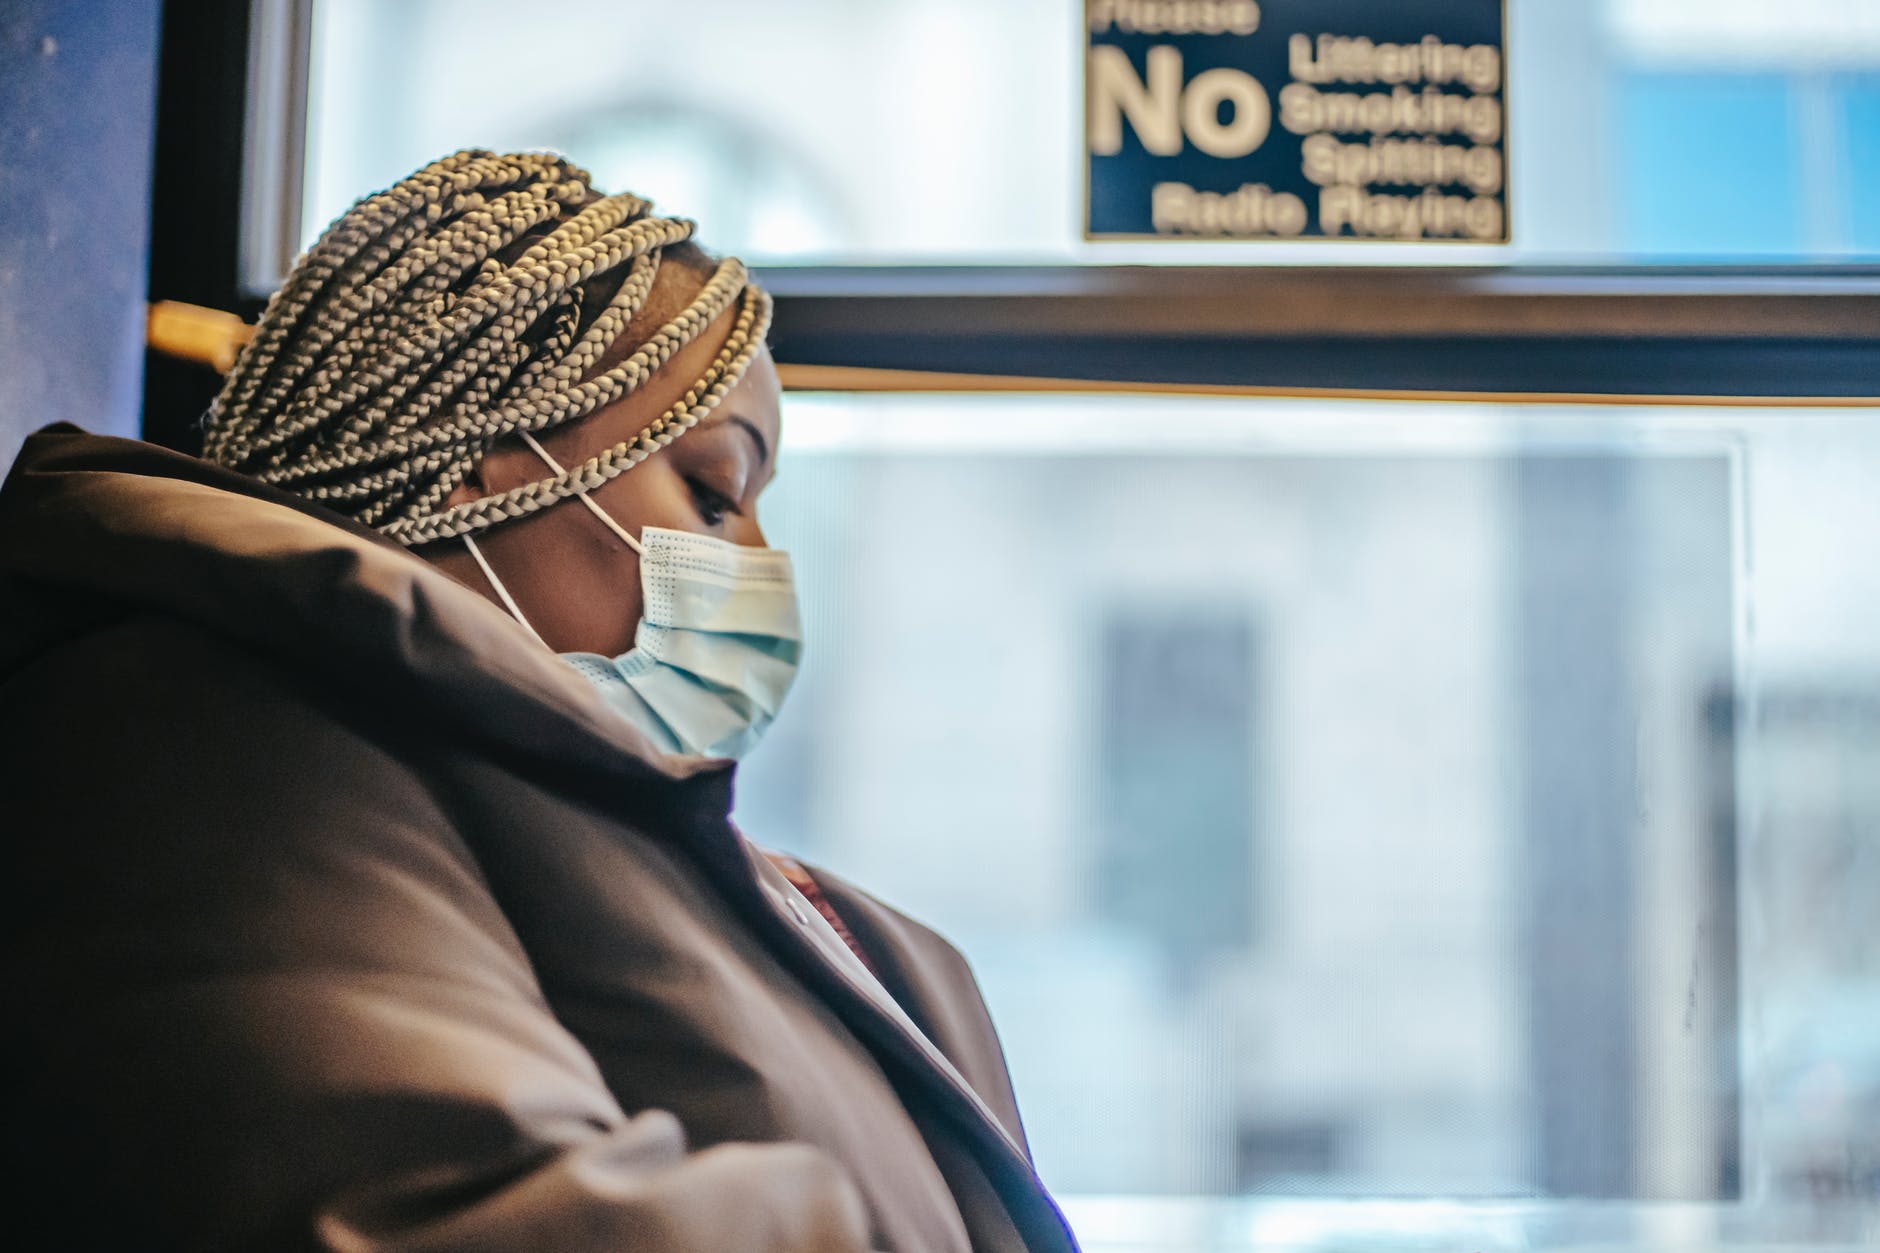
724 414 771 472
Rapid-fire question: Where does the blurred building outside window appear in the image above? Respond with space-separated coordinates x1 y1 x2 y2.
729 393 1879 1247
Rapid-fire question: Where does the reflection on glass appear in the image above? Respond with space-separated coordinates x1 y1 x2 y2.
730 395 1880 1250
305 0 1880 263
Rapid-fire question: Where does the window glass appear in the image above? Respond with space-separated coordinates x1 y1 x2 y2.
731 393 1880 1248
1620 74 1804 256
304 0 1880 264
1844 77 1880 252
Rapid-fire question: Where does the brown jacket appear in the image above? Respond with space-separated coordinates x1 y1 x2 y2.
0 427 1078 1253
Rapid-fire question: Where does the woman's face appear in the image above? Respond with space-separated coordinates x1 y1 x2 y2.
427 291 782 657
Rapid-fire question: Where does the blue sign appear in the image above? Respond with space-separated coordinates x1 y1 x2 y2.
1086 0 1508 242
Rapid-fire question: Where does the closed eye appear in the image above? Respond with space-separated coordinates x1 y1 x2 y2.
686 477 738 527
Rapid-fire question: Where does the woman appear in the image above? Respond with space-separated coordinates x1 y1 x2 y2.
0 150 1076 1252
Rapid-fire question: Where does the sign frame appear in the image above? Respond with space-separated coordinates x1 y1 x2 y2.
1082 0 1512 245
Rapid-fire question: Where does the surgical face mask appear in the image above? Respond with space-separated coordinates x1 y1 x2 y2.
460 430 801 760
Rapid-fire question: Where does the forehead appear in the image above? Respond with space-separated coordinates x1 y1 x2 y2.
683 345 781 472
720 345 780 440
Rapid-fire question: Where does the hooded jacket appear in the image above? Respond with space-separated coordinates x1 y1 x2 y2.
0 426 1078 1253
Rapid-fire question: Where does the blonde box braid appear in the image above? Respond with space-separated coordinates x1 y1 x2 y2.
202 149 774 548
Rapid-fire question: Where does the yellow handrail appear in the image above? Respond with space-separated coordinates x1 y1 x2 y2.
146 300 253 375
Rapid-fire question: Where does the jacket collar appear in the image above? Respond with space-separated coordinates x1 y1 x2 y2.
745 843 1031 1159
0 426 734 828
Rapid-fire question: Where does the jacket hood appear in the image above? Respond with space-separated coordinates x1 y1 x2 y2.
0 424 734 821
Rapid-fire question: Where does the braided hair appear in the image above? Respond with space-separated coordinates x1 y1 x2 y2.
202 148 773 548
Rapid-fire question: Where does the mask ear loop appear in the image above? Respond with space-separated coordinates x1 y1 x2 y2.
518 429 645 555
461 531 550 649
460 430 653 651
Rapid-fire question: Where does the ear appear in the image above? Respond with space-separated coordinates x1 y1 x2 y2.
443 476 484 510
443 451 497 510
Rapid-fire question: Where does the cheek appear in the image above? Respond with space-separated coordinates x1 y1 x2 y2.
593 459 693 536
561 535 646 656
594 453 734 548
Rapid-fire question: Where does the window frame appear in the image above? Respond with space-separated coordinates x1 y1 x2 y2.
758 264 1880 398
